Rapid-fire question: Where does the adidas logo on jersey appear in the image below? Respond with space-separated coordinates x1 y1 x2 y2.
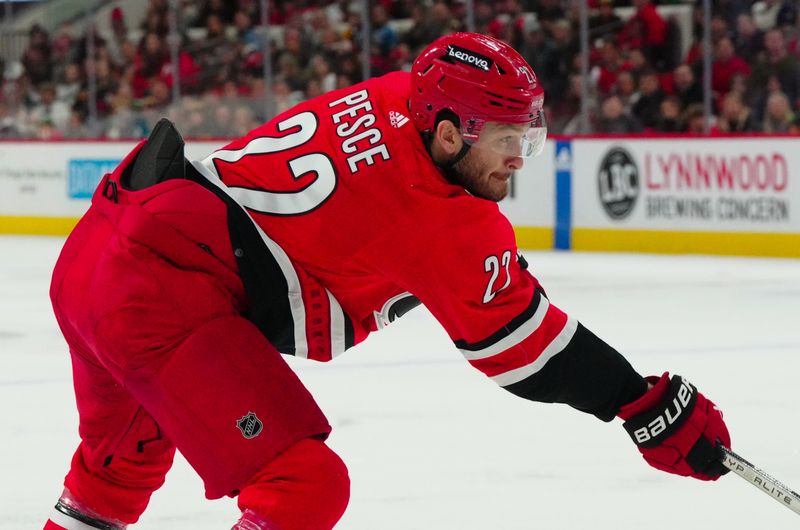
389 111 409 128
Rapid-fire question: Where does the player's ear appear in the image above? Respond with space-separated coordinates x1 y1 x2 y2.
433 119 463 157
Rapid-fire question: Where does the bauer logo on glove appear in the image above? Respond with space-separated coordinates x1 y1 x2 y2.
626 376 697 447
618 372 731 481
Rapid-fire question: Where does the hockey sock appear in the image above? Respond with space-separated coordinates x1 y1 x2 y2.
237 438 350 530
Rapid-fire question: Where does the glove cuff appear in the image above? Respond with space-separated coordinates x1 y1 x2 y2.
617 372 670 420
620 374 699 448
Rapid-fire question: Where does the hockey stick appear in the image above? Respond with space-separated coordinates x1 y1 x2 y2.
718 444 800 515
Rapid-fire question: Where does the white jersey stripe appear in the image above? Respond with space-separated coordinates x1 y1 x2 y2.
191 159 309 358
490 317 579 387
458 296 550 360
48 508 103 530
209 112 316 163
327 289 346 358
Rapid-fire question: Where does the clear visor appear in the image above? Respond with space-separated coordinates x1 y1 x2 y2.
465 109 548 159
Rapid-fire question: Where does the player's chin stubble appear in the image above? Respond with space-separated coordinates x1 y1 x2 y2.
453 151 508 202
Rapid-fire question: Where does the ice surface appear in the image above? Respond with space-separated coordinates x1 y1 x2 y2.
1 236 799 529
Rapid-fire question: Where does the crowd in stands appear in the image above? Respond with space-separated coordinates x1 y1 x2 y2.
1 0 799 140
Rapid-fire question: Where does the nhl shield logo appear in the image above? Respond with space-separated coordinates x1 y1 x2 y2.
236 411 263 439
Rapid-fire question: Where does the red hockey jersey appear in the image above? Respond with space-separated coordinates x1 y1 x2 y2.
191 71 577 388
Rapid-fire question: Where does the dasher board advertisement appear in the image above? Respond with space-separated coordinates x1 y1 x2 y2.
571 138 800 257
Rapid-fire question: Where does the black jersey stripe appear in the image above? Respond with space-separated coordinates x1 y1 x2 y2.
344 309 355 350
502 322 648 422
188 163 298 355
453 288 544 352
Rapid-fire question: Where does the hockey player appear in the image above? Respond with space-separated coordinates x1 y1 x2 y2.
45 33 729 530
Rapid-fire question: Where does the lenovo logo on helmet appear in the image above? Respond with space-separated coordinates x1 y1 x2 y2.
446 45 493 71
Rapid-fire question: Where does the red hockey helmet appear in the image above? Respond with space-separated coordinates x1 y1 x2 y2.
410 32 546 157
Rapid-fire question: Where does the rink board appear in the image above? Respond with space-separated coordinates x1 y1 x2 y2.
1 137 799 256
0 139 555 248
568 137 800 257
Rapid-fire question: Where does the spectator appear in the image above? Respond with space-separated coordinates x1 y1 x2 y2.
733 13 764 64
271 78 303 115
402 3 438 51
712 37 751 102
520 20 556 86
306 8 334 50
105 82 148 139
728 72 749 99
717 92 758 132
278 27 311 75
6 0 799 139
131 32 169 98
631 69 664 129
231 102 258 136
0 91 25 138
683 13 718 67
335 72 354 90
370 3 399 75
472 0 496 35
391 43 414 72
50 25 77 79
672 64 703 109
654 95 683 132
682 103 713 134
544 19 579 109
34 119 63 140
305 77 324 99
614 70 638 112
487 13 517 48
748 28 800 111
104 7 131 69
625 48 648 80
21 24 53 87
592 40 629 97
61 108 92 139
761 91 796 132
596 94 642 133
234 10 260 51
617 0 668 64
142 77 172 110
335 53 362 84
195 0 236 27
208 103 234 138
28 83 71 131
236 0 259 23
714 0 751 28
55 62 82 108
308 54 337 93
276 53 307 93
141 1 169 37
492 0 527 49
551 73 596 134
92 56 121 116
318 26 352 59
428 1 462 39
589 0 624 43
198 13 242 88
535 0 566 35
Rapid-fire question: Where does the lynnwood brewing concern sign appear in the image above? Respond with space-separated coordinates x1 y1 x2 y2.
572 138 797 233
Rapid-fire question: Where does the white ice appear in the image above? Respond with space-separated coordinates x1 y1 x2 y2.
1 236 799 529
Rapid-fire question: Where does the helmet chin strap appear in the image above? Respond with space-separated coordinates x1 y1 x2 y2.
422 131 472 184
